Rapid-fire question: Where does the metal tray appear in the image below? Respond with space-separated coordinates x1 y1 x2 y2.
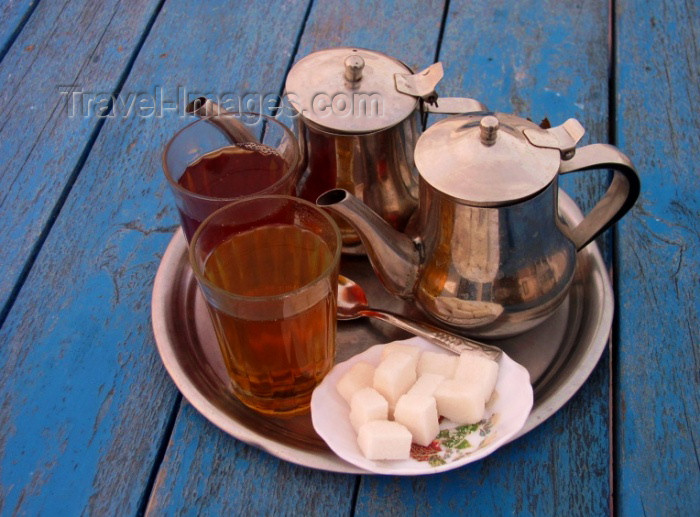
151 191 613 474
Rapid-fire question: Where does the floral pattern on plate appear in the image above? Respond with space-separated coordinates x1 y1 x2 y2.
410 418 495 467
310 336 533 475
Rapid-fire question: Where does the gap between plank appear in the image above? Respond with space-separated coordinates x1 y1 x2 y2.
276 0 315 103
422 0 451 132
608 0 620 514
259 0 314 143
433 0 451 64
136 393 182 517
0 0 167 328
0 0 42 65
349 475 361 517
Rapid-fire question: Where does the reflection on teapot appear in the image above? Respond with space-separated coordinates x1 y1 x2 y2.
284 47 486 251
301 121 421 247
413 177 578 335
318 113 640 337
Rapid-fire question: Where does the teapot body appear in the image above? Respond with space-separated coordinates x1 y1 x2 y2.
286 47 486 251
296 112 421 250
415 179 577 337
317 112 639 338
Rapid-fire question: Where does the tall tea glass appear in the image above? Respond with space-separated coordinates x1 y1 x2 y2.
163 112 300 241
189 195 341 416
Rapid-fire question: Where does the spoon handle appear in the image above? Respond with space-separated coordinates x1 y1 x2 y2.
361 309 502 361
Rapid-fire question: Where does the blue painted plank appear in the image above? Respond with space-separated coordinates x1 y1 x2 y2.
356 0 613 513
0 0 36 60
274 0 448 131
436 0 613 222
293 0 444 72
146 402 356 516
615 0 700 514
0 0 312 514
0 0 162 317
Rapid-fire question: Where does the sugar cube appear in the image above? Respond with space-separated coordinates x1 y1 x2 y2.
433 379 485 424
349 387 389 432
394 394 440 446
381 342 422 367
417 351 458 377
407 373 445 398
453 351 499 403
336 362 375 404
357 420 412 460
373 352 417 406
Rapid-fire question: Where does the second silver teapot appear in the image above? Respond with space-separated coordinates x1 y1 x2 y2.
318 112 640 337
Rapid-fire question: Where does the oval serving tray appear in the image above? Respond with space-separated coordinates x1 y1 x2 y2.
151 191 613 474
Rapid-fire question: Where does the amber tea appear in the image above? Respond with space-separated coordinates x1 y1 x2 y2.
176 143 290 239
163 112 301 242
202 223 338 415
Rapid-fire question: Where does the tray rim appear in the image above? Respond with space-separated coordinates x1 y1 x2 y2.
151 191 613 473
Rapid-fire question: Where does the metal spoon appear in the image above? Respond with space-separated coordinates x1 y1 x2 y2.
338 275 502 360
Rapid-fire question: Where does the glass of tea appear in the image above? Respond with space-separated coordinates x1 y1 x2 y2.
162 112 301 241
189 195 341 416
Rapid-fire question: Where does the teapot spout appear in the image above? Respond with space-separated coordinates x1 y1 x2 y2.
185 96 258 143
317 189 420 298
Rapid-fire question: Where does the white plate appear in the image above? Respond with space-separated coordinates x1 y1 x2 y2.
310 337 533 475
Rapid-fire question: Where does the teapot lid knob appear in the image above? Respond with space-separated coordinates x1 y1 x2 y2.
480 115 499 146
285 47 417 133
344 55 365 83
415 112 562 206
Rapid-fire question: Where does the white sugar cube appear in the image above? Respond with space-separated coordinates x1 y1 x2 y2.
357 420 412 460
373 352 417 406
349 387 389 432
336 362 376 404
417 351 458 377
407 373 445 398
381 342 422 367
394 394 440 447
434 379 485 424
453 351 499 403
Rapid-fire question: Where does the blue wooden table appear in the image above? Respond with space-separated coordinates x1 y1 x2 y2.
0 1 697 515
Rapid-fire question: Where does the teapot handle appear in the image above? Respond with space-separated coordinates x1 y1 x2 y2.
558 143 640 250
423 97 488 114
421 97 488 127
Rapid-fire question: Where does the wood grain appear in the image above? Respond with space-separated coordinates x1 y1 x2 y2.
293 0 444 71
0 0 163 316
0 0 309 514
145 402 357 516
615 0 700 514
357 1 613 513
437 0 613 221
0 0 36 60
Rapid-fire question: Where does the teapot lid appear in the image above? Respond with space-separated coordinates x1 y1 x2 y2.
284 47 424 134
414 113 585 206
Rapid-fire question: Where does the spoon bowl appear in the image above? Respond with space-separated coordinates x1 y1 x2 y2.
338 275 371 320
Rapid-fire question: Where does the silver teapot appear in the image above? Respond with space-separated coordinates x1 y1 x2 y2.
318 113 640 337
284 47 485 251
